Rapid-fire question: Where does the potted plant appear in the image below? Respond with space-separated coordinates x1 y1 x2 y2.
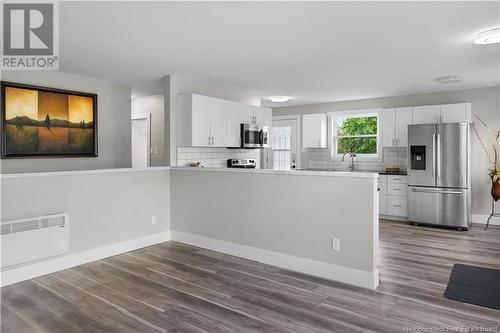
473 115 500 201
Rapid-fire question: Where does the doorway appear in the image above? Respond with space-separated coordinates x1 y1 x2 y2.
271 116 300 170
131 114 151 168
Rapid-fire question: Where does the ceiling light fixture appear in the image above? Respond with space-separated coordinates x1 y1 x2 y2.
270 96 289 103
435 75 464 84
474 28 500 45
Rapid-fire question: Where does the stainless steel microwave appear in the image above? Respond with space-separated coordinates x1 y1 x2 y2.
241 124 269 148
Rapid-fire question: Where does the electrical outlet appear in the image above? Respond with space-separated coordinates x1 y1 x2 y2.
151 215 157 224
332 238 340 251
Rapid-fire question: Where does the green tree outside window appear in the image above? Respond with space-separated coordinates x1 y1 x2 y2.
336 116 378 155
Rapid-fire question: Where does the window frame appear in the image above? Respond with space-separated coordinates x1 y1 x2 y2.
329 110 381 161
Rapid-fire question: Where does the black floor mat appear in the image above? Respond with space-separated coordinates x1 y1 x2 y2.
444 264 500 310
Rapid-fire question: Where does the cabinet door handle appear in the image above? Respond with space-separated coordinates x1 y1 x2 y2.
211 136 214 145
393 205 402 208
208 136 211 145
392 188 401 191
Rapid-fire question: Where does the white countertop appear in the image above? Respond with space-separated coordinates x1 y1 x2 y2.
0 166 171 179
171 167 378 179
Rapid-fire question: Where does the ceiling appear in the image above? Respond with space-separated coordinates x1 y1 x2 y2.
59 2 500 107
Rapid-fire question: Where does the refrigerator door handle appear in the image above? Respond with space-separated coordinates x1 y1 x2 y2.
411 188 463 195
436 134 441 182
432 134 437 178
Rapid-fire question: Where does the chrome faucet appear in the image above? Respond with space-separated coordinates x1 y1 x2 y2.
341 144 357 171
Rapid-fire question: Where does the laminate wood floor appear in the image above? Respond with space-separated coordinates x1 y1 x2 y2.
2 221 499 332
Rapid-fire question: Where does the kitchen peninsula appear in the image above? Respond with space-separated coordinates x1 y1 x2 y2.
170 167 380 289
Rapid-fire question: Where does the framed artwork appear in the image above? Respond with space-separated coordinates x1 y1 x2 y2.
1 81 97 158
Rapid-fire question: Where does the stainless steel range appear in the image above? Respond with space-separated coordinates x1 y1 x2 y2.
407 122 471 229
227 158 256 169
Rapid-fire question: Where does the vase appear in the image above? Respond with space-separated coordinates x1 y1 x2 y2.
491 181 500 201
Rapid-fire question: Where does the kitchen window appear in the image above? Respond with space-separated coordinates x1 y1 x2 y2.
332 113 378 158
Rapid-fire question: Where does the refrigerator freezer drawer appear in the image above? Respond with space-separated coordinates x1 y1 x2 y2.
408 187 470 228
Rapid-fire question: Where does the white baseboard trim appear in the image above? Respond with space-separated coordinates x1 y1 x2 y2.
171 231 379 290
472 214 500 226
1 231 171 287
380 215 408 222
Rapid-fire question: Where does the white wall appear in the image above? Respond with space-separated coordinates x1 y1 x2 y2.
1 71 132 173
170 168 379 288
132 95 165 166
274 86 500 218
163 74 261 165
1 168 170 259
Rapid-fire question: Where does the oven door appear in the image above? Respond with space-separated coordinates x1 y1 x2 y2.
242 125 268 148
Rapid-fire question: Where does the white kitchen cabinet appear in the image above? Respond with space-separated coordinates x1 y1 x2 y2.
412 105 440 124
176 94 226 147
378 176 388 215
240 104 267 125
380 174 408 219
379 194 387 215
209 97 227 147
225 101 242 147
440 103 471 123
225 103 271 148
379 109 396 148
394 107 413 147
178 93 271 148
302 113 327 148
379 107 412 147
253 106 266 125
413 103 471 125
387 196 407 217
189 94 211 147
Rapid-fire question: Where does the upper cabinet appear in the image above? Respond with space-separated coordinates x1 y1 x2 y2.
302 113 327 148
413 103 471 124
225 101 243 147
209 97 228 147
379 107 412 147
177 93 271 148
226 103 271 147
379 109 396 148
177 94 226 147
440 103 471 123
412 105 440 124
394 107 413 147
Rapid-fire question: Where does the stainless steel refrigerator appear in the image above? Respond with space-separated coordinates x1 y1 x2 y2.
407 123 471 229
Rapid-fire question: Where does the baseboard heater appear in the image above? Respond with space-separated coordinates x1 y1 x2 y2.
1 213 69 268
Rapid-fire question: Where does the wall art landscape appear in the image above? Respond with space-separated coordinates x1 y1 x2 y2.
1 82 97 158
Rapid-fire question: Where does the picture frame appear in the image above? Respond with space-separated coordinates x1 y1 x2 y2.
1 81 98 158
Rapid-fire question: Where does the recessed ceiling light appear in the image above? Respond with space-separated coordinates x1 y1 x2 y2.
474 28 500 45
270 96 289 103
435 75 464 84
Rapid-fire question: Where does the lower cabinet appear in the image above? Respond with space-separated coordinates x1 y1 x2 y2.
378 179 387 215
379 175 408 219
387 195 407 217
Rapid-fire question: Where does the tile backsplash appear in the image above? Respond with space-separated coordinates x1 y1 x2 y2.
307 147 407 171
177 147 261 169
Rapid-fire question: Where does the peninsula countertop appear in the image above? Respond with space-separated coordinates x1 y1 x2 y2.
171 167 379 179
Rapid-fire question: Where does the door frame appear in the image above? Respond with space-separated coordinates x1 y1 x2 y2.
271 115 302 169
131 113 152 167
